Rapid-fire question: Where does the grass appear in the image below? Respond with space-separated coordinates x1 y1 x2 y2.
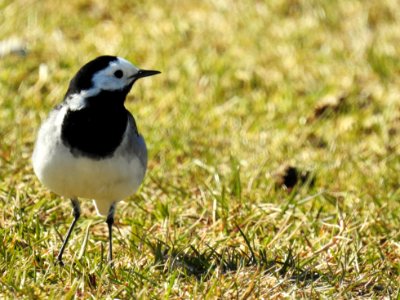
1 0 400 298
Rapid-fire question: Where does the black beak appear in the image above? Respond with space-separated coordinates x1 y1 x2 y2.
130 69 161 79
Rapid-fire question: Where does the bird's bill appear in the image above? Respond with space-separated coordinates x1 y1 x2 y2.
132 69 161 79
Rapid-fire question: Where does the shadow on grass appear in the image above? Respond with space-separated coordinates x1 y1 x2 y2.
147 225 321 284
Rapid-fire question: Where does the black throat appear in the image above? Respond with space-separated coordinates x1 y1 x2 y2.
61 89 129 159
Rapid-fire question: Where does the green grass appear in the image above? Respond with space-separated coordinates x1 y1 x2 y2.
1 0 400 298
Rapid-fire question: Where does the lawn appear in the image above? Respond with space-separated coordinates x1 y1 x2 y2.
1 0 400 298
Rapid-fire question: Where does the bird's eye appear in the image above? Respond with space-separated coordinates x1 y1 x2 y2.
114 70 123 78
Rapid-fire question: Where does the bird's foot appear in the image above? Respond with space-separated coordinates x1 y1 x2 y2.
107 259 114 268
56 255 65 267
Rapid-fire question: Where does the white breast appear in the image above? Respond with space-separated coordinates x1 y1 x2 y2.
32 106 147 215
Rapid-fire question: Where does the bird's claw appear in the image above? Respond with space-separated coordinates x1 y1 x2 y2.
57 256 65 267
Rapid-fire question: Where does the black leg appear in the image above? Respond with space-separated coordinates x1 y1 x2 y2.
106 203 116 264
57 198 80 266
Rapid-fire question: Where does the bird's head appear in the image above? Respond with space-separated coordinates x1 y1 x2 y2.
66 56 160 97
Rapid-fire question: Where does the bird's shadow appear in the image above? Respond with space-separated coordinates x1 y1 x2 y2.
145 233 321 284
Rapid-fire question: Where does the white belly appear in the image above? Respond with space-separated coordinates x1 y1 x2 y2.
32 106 147 215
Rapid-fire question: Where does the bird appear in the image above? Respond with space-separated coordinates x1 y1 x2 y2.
32 55 160 265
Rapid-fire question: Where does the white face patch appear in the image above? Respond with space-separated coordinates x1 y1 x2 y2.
91 57 140 91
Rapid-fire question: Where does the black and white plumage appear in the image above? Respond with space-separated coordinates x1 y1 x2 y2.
32 56 160 265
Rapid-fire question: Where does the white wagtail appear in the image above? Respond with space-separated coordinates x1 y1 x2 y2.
32 56 160 265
